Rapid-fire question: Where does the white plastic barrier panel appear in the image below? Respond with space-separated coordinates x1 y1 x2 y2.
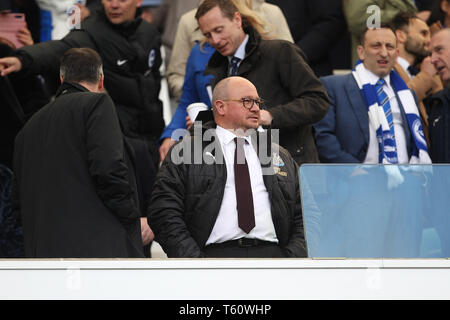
1 259 450 300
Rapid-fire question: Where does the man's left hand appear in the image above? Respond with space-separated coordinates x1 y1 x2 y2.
259 110 273 126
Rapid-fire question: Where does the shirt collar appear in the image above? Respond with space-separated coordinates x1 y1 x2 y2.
216 125 252 146
397 56 411 73
228 34 249 62
360 63 392 87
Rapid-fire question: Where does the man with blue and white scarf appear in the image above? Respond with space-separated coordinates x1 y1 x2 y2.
314 26 431 165
314 26 431 257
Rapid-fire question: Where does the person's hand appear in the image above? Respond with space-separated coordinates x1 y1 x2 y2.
259 110 273 126
420 56 438 77
159 138 176 162
0 56 22 76
186 115 193 130
140 217 154 246
17 26 33 46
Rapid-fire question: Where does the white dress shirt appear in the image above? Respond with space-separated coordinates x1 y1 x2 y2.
397 56 414 79
205 126 278 245
227 34 249 74
360 65 409 164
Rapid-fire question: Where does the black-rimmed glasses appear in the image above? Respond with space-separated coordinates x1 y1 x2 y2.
223 98 264 109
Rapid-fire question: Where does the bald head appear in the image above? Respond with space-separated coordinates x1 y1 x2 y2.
212 76 256 111
212 77 232 109
212 76 261 131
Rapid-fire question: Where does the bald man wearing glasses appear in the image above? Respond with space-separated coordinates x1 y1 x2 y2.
148 76 307 258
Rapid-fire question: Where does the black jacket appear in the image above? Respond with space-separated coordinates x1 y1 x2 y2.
15 9 164 141
428 88 450 163
204 26 330 165
0 165 24 258
13 82 143 258
0 43 50 168
148 122 307 258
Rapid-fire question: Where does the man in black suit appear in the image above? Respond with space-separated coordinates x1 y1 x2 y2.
13 48 144 258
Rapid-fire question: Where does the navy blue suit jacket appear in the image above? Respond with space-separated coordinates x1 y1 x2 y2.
313 73 415 163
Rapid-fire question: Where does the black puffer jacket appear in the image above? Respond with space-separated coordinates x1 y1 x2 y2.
15 9 164 141
204 26 330 165
148 122 307 258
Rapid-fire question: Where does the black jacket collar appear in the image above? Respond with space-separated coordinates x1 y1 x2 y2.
242 25 261 59
89 7 142 37
431 86 450 105
55 82 90 97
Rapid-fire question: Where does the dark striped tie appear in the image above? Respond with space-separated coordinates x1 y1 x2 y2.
229 56 241 76
234 137 255 233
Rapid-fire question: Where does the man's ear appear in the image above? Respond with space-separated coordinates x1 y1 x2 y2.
60 75 64 84
98 74 104 91
233 11 242 28
395 29 407 44
214 100 226 116
356 45 365 61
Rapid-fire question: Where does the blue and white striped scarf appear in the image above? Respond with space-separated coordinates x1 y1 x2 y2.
352 60 432 164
